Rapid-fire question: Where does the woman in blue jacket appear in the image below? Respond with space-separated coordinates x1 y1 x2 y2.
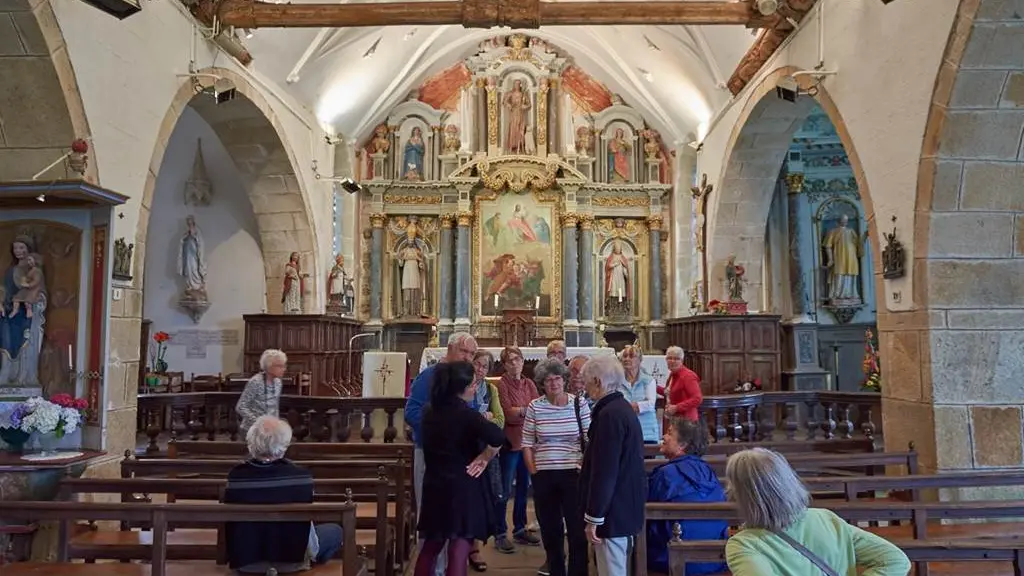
647 418 728 575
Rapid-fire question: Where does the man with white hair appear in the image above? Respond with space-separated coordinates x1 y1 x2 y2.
404 332 478 575
546 340 567 363
236 348 287 434
578 355 646 576
223 415 342 573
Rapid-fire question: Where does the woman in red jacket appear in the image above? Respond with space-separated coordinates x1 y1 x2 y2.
658 346 703 423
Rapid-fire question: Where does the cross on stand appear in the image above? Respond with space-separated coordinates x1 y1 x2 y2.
374 360 393 392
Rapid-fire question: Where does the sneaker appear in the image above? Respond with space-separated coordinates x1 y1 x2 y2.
514 531 541 546
494 537 515 554
527 522 540 532
537 562 550 576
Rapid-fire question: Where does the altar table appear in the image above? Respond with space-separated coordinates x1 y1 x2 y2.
419 347 670 390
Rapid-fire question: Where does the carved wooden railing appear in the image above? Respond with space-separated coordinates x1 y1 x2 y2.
137 393 408 453
691 390 881 444
138 390 880 454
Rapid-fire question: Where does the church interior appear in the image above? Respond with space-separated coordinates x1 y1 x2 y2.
1 0 1023 573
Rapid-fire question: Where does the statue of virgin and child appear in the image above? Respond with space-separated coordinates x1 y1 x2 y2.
0 235 48 392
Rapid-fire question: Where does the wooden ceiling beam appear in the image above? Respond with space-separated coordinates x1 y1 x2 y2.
192 0 766 30
726 0 820 94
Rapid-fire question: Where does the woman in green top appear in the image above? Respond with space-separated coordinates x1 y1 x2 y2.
725 448 911 576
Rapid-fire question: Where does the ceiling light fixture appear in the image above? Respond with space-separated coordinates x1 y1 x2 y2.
639 68 654 83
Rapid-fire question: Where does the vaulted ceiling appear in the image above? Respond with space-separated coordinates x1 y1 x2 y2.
237 3 759 145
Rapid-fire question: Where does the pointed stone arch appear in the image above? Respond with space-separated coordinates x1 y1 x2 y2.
136 67 318 314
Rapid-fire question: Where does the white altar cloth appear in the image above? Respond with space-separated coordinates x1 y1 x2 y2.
419 347 670 391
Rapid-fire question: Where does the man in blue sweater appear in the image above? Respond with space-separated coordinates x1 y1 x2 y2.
405 332 478 574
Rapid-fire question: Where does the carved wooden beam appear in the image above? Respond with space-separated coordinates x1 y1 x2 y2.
726 0 820 95
190 0 763 29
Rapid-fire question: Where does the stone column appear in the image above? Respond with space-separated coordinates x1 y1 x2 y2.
548 77 561 155
369 213 386 324
438 214 456 344
561 213 580 346
577 214 596 346
672 145 698 316
785 173 814 321
454 211 473 331
647 215 664 320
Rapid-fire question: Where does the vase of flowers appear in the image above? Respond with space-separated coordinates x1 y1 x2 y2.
1 395 88 456
151 331 171 374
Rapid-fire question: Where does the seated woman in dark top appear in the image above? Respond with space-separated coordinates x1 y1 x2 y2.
647 418 728 576
417 361 507 576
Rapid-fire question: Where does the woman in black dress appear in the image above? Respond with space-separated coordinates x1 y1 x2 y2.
417 361 506 576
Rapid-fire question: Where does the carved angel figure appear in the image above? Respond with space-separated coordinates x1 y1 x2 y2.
371 125 391 155
575 126 593 156
443 125 461 154
642 129 661 160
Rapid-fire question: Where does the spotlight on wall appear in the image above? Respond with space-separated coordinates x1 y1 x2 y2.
337 178 364 195
756 0 779 15
775 75 799 103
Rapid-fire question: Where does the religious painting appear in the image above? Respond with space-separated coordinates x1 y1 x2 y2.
387 216 438 319
814 198 867 308
0 221 82 399
477 191 559 318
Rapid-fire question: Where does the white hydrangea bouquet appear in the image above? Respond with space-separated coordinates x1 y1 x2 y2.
1 394 88 438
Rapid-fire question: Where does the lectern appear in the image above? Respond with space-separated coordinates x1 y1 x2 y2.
500 308 536 347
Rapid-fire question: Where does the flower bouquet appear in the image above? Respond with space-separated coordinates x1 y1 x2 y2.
861 328 881 393
707 299 729 315
150 331 171 374
0 395 88 454
732 377 763 394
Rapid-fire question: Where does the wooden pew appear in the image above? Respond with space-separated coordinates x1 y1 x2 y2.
119 458 411 570
640 471 1024 576
668 539 1024 576
165 440 415 462
643 437 877 458
644 449 919 477
0 501 365 576
58 477 392 576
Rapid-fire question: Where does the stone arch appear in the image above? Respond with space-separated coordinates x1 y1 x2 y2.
882 0 1024 477
0 0 97 183
707 67 879 311
137 67 318 314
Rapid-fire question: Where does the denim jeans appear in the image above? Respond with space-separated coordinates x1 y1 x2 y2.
497 449 530 537
313 523 343 564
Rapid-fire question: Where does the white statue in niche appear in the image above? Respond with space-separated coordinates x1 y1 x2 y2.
178 215 208 302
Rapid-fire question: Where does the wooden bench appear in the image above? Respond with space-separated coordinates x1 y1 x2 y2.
58 477 393 576
644 449 918 477
120 455 413 563
668 539 1024 576
640 471 1024 576
643 437 877 459
0 501 365 576
164 440 415 462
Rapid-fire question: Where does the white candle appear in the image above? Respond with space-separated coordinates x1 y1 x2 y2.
68 344 73 369
617 289 623 303
535 296 540 309
493 293 499 308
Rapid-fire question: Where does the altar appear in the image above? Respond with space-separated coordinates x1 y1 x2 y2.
419 346 670 391
350 33 674 356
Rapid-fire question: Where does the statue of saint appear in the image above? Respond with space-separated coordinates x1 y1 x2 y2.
604 242 631 313
327 254 354 315
178 215 207 301
396 224 427 317
608 128 631 182
282 252 307 315
402 127 425 181
822 214 867 304
504 80 531 154
0 235 47 390
725 255 745 302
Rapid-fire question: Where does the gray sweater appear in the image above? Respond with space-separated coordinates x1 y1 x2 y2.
236 373 282 432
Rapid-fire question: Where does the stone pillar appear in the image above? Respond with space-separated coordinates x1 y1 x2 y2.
647 215 667 350
561 213 580 346
578 215 596 346
475 78 487 154
549 77 561 156
672 145 698 316
368 213 386 325
438 214 456 344
785 173 814 321
454 212 473 332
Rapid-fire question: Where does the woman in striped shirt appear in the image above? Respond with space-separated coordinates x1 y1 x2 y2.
522 358 591 576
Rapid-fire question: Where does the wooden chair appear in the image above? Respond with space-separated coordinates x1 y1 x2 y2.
189 373 223 392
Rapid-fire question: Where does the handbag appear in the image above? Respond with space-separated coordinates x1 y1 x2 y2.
770 529 840 576
574 394 587 454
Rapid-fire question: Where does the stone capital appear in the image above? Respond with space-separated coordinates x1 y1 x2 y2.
456 211 474 227
440 213 457 228
369 213 387 228
561 213 580 228
786 172 805 194
579 214 595 230
646 215 664 231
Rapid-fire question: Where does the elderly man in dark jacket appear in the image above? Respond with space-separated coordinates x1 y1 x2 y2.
579 354 647 576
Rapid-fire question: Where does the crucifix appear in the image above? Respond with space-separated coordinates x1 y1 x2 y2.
690 173 713 310
374 360 393 391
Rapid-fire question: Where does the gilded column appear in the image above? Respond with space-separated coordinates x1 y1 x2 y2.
439 215 456 329
455 211 473 325
548 77 561 156
562 213 580 346
577 214 596 346
647 216 664 321
485 78 498 155
536 78 549 157
369 213 386 322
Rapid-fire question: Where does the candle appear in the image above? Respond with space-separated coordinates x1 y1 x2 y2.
534 296 540 309
617 289 623 303
493 293 499 308
68 344 73 370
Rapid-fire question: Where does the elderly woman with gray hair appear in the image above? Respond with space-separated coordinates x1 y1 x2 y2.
522 357 591 576
236 349 287 433
724 448 910 576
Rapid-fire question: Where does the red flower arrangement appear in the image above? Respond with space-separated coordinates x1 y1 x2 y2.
151 331 171 373
707 299 729 315
50 393 89 411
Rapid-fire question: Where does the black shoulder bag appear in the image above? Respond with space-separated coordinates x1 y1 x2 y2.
770 530 840 576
